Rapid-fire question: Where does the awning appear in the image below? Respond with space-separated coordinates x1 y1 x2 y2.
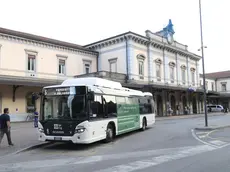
207 91 220 96
0 74 64 87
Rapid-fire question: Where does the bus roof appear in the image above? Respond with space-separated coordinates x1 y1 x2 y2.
143 92 153 96
44 77 153 97
61 77 122 89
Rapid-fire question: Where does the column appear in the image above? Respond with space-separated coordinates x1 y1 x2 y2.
196 93 199 114
186 57 191 86
97 46 102 71
163 49 169 83
176 53 180 85
175 92 179 115
147 43 153 82
198 94 201 114
186 91 190 114
162 90 167 116
126 37 133 79
190 93 193 114
196 61 199 87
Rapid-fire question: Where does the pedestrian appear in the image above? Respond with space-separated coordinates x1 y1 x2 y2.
0 108 14 146
34 108 38 128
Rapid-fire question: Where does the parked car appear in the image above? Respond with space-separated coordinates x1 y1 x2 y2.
207 105 224 112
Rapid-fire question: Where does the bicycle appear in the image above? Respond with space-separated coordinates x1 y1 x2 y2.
26 113 35 121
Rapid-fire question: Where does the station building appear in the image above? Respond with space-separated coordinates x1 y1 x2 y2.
0 20 205 120
78 20 204 116
0 27 98 120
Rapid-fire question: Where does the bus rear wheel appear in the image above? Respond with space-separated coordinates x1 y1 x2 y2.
141 117 147 131
105 124 114 143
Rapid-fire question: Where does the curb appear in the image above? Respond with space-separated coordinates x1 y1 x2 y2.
0 142 53 160
195 125 230 131
11 121 33 123
156 113 228 121
14 142 53 154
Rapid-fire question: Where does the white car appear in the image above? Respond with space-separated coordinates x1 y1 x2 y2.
207 105 224 112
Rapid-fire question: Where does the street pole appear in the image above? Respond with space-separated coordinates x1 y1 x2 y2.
199 0 208 127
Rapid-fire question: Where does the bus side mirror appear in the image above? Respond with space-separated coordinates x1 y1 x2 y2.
88 92 95 100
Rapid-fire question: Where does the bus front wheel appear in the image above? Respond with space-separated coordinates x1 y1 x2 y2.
105 124 114 143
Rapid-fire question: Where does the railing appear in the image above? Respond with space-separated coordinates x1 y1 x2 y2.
75 71 203 91
75 71 127 83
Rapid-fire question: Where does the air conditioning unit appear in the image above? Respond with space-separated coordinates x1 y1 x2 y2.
139 76 144 79
26 73 36 77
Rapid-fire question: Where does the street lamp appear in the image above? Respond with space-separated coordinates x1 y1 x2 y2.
198 0 208 127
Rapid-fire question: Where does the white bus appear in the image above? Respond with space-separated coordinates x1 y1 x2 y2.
36 77 155 144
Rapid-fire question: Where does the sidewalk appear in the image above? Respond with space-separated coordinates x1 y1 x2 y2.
156 112 229 121
0 122 47 157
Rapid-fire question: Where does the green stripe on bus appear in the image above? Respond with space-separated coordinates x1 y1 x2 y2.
117 104 140 134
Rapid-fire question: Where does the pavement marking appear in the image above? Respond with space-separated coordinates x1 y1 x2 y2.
206 128 230 141
209 140 227 146
95 145 215 172
198 135 207 138
0 145 215 171
192 129 230 149
0 156 103 171
196 131 209 135
191 129 219 148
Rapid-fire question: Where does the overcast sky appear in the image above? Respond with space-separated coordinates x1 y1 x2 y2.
0 0 227 73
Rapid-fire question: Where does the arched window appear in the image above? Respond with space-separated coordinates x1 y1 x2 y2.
155 58 162 81
190 67 196 86
181 65 187 84
26 92 35 113
137 54 146 79
169 62 176 83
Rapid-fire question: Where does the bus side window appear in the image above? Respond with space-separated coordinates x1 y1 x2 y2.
150 98 155 113
139 97 153 114
90 95 103 118
116 96 126 111
125 97 138 105
103 95 117 117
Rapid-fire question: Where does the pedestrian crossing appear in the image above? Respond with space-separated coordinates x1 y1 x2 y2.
0 144 216 172
192 129 230 148
0 128 229 172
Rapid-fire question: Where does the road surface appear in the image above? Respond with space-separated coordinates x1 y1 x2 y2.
0 114 230 172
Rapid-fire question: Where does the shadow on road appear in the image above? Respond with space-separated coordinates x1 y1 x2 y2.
37 128 152 152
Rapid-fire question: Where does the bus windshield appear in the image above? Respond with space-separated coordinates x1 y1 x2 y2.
43 95 86 120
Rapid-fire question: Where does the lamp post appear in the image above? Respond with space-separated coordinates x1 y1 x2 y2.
198 0 208 127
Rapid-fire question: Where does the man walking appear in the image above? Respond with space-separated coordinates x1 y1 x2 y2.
0 108 14 146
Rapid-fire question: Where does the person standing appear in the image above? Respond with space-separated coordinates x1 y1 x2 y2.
0 108 14 146
34 108 39 128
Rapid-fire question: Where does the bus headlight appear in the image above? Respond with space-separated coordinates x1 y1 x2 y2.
38 127 44 133
75 126 86 133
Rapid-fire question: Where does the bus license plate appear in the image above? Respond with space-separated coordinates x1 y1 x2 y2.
54 137 62 141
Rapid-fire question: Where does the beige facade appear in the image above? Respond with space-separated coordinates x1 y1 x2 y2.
0 85 41 113
0 20 206 119
0 28 98 120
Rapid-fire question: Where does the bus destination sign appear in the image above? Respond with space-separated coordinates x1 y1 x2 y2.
45 87 71 96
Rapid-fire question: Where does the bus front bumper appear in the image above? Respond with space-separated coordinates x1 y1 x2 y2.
37 121 96 144
38 132 93 144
